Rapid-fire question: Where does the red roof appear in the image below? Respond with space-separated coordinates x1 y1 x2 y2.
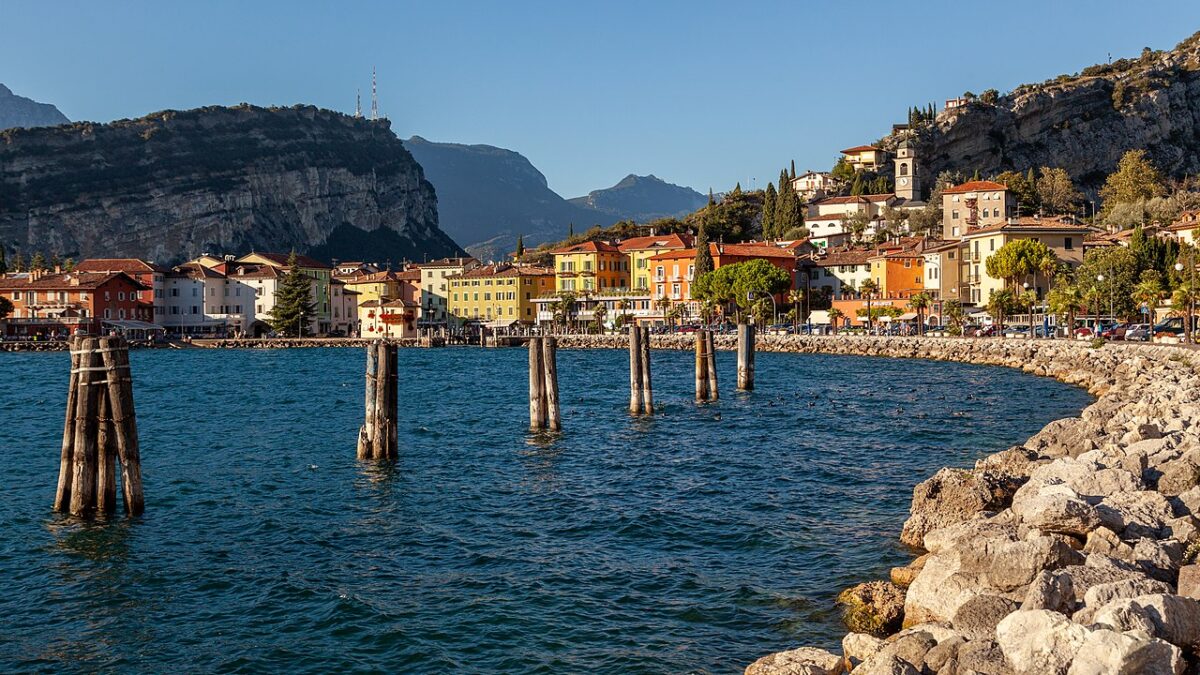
617 233 693 252
74 258 168 274
548 240 622 254
943 180 1009 195
649 242 797 262
841 145 880 154
0 271 148 291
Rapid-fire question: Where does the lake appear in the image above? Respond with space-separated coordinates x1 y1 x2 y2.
0 346 1091 673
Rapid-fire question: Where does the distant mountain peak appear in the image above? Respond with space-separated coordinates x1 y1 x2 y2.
568 174 706 223
0 83 69 131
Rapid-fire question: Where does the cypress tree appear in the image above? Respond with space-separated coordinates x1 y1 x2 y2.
0 245 7 275
762 182 778 240
850 173 865 196
12 251 24 273
733 182 742 195
63 257 75 272
568 223 575 238
776 180 803 235
50 253 61 271
694 216 714 278
515 234 525 259
779 169 789 193
268 251 317 337
29 251 46 272
790 160 797 180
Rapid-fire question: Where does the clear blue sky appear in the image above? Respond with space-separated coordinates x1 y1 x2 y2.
4 1 1200 198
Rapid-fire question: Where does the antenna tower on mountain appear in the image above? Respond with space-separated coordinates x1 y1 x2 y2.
354 89 362 118
370 67 379 121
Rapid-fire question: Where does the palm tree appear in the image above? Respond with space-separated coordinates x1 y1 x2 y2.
787 289 805 334
828 307 844 335
592 302 608 334
751 297 773 328
909 292 931 336
616 297 632 326
1018 288 1038 337
1047 284 1084 338
860 278 880 333
987 289 1015 333
553 292 577 332
943 299 965 335
1172 285 1198 344
1132 271 1164 328
665 304 684 332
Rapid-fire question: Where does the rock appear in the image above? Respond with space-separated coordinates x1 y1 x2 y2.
838 581 905 636
922 635 965 672
1080 578 1174 614
1024 418 1087 459
1178 563 1200 599
951 594 1019 641
1172 486 1200 517
1065 629 1184 675
949 639 1012 675
975 446 1044 480
1010 482 1101 537
1131 538 1183 581
1025 458 1142 501
1091 594 1200 650
1156 457 1200 496
901 468 1000 548
1096 491 1175 538
1163 515 1200 543
744 647 844 675
1082 527 1135 560
854 631 936 675
889 554 928 588
841 632 884 670
995 609 1089 675
1021 570 1074 613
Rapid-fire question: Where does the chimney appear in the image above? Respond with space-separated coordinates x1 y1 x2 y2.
30 268 43 282
54 265 62 274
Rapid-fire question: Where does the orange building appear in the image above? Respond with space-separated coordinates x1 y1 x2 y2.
867 249 925 299
647 242 798 305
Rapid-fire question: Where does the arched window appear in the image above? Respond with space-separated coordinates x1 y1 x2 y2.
899 163 908 176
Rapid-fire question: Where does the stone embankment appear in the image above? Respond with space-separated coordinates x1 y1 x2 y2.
190 337 439 349
673 336 1200 675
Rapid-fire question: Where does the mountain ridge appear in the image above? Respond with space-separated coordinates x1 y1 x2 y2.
0 83 70 131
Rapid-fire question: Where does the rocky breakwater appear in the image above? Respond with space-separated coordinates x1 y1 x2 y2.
193 337 434 349
727 337 1200 675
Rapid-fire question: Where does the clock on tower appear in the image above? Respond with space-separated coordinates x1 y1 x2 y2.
893 140 920 201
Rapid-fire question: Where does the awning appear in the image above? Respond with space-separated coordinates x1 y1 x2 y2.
897 312 918 321
102 320 166 331
485 319 518 329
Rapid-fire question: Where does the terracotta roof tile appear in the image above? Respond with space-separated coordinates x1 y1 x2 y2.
943 180 1009 195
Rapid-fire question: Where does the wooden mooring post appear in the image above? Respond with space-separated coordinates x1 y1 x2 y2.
543 336 561 431
54 336 144 517
629 325 653 415
528 336 560 431
737 323 755 391
705 329 718 401
357 341 398 460
695 330 709 402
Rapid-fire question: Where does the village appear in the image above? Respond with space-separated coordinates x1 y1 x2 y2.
2 124 1199 345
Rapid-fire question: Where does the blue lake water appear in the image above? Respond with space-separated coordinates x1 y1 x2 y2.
0 346 1091 674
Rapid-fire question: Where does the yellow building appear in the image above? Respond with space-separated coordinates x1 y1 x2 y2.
961 217 1089 305
447 264 555 325
338 270 407 305
840 144 886 171
618 233 693 292
549 241 630 293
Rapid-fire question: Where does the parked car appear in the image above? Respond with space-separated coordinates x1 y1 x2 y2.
1002 325 1030 338
1074 326 1095 338
1125 323 1152 341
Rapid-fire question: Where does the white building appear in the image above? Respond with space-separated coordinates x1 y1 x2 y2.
418 257 479 327
791 171 837 201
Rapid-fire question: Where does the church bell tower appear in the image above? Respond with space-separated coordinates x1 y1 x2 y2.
893 139 920 201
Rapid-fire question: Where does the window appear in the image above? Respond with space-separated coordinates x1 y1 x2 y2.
1064 237 1074 250
105 291 111 300
989 239 995 251
104 308 111 319
899 163 908 176
952 210 959 220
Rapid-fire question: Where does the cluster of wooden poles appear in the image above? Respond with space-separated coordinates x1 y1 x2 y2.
357 341 399 460
54 336 145 518
528 336 562 431
629 326 654 414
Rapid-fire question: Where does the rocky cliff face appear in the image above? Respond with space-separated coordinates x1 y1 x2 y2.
0 104 463 264
902 32 1200 190
0 84 69 131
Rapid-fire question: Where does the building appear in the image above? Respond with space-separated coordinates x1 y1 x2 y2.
338 270 408 306
162 262 259 336
330 279 359 335
549 241 630 293
922 240 964 302
893 139 921 202
1169 211 1200 246
806 194 904 248
0 270 148 337
941 180 1016 239
358 299 418 338
418 257 479 327
618 233 693 293
791 171 838 200
447 263 555 326
802 248 873 300
868 246 926 300
235 252 334 333
646 242 799 317
840 145 886 171
73 259 167 324
960 217 1090 305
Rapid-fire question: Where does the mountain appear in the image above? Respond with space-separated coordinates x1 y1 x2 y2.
0 83 69 131
404 136 620 261
895 31 1200 192
568 174 707 221
0 104 463 265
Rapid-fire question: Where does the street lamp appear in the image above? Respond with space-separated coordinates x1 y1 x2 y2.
747 290 777 327
1177 255 1196 344
1023 281 1033 338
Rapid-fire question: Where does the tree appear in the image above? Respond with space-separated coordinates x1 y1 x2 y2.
859 278 879 332
654 295 671 322
788 289 805 333
592 302 608 334
268 252 318 337
909 292 931 335
11 252 23 273
790 160 796 180
828 307 844 334
831 158 856 186
775 180 804 237
1078 246 1140 319
1036 167 1081 215
987 289 1015 329
980 88 999 105
568 223 575 238
0 295 11 320
1172 282 1198 344
943 299 965 335
616 297 632 325
1100 149 1165 212
694 217 714 279
843 211 871 244
993 170 1038 214
761 182 777 240
665 303 684 331
553 292 578 330
1047 284 1084 338
62 257 75 272
29 251 46 272
986 239 1055 292
694 259 789 323
1131 269 1164 322
0 245 6 275
515 235 525 259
